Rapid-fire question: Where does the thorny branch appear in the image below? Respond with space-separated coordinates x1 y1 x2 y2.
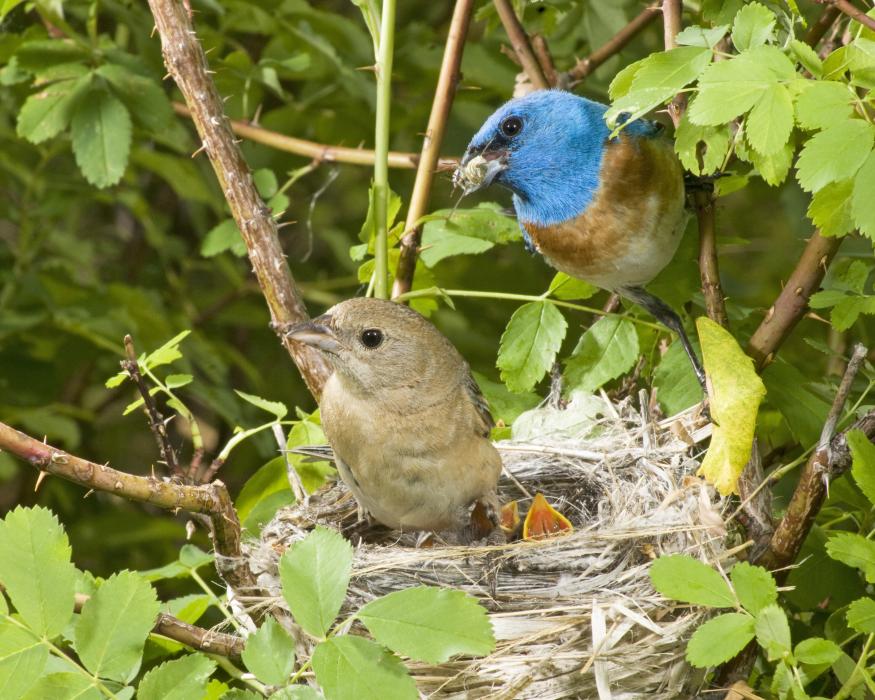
493 0 549 90
392 0 475 297
147 0 331 400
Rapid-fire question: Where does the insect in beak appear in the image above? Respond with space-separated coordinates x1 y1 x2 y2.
453 149 508 195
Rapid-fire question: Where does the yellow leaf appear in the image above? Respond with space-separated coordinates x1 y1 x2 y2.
696 318 766 495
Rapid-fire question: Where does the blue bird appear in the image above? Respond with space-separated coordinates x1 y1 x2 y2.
456 89 706 391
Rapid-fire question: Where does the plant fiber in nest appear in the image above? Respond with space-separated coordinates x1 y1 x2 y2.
245 394 727 699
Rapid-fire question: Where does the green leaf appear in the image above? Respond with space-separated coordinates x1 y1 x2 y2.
755 604 792 661
419 204 518 267
21 673 100 700
686 613 756 668
279 526 353 637
241 617 295 685
789 39 823 77
14 41 89 72
17 77 88 144
234 390 288 420
762 361 830 446
653 337 703 414
563 316 638 394
143 331 191 370
96 64 173 133
675 24 729 49
807 180 855 237
472 372 539 427
794 637 842 665
0 623 48 700
311 636 416 700
852 150 875 240
547 273 597 301
746 84 793 156
71 88 132 188
730 562 777 615
165 374 193 389
849 429 875 507
0 506 76 638
608 58 645 100
650 555 735 607
497 301 567 393
847 597 875 633
696 317 766 495
136 654 216 700
674 115 730 176
253 169 279 199
748 140 793 187
74 571 160 683
202 219 246 258
795 81 853 130
271 687 322 700
731 2 775 51
826 532 875 582
358 586 495 663
359 185 401 244
796 120 875 193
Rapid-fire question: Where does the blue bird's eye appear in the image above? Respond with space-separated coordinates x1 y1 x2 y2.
500 116 523 138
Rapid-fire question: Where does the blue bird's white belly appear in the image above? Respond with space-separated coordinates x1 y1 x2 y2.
522 136 687 290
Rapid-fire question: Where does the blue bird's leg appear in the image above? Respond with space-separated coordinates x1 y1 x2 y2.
516 218 536 255
620 286 707 395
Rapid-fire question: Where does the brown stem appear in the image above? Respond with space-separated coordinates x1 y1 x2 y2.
0 421 255 595
819 0 875 33
746 230 842 370
566 5 660 83
74 593 244 658
694 190 729 327
661 0 686 127
122 335 184 479
172 103 458 171
147 0 331 400
805 5 842 46
759 345 870 575
493 0 549 90
531 34 559 87
392 0 474 298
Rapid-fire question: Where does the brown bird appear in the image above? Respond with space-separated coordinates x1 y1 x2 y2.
286 298 502 542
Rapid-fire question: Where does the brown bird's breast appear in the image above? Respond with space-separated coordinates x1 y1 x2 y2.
523 136 687 290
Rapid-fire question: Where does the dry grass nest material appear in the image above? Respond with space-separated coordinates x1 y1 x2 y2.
246 392 732 699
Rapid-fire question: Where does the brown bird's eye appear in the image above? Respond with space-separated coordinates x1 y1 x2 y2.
500 116 522 137
360 328 384 348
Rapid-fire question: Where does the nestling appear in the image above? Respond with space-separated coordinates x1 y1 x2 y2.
458 89 706 390
286 298 502 541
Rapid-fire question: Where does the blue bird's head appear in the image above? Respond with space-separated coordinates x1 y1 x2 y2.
457 90 657 227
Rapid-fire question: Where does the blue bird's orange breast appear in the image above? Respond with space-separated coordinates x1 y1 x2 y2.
522 135 687 290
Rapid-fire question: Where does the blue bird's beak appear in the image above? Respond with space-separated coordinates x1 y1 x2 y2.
284 315 341 355
453 149 508 195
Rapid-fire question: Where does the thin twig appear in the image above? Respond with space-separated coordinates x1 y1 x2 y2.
661 0 685 126
566 5 660 83
531 34 559 87
818 0 875 33
172 103 457 171
146 0 331 399
122 335 184 479
493 0 549 90
746 230 842 370
805 5 841 46
392 0 474 297
694 190 729 327
0 420 256 595
273 423 307 505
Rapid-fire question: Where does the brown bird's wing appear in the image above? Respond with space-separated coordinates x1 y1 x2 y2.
462 366 495 437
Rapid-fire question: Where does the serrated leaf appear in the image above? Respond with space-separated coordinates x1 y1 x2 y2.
608 59 645 100
358 587 495 663
830 296 875 331
807 179 855 237
852 149 875 240
731 2 775 52
0 623 48 699
826 532 875 582
234 390 287 419
201 219 246 257
748 139 793 186
696 318 766 495
74 571 159 682
547 273 597 301
271 687 322 700
674 114 730 175
795 81 853 130
136 654 216 700
419 204 519 267
143 331 190 370
650 555 735 607
241 617 295 685
794 637 841 665
796 120 875 193
96 64 173 133
14 41 89 71
755 604 791 661
849 429 875 508
311 636 416 700
0 506 76 638
789 39 823 77
746 84 793 156
563 316 638 394
675 24 729 49
279 527 353 637
17 77 88 144
730 562 777 615
21 673 100 700
686 613 756 668
497 301 567 393
847 597 875 633
71 88 132 188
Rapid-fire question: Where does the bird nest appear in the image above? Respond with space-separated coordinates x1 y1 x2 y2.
245 393 731 699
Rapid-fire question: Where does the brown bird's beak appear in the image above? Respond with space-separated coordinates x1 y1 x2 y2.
284 316 341 355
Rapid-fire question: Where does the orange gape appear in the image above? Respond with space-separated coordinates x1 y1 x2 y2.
523 493 573 541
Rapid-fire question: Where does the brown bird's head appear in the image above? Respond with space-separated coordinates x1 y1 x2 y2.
284 298 462 395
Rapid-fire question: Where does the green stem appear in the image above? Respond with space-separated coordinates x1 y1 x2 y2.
209 654 268 695
190 569 242 633
835 633 874 700
288 658 313 685
143 367 204 454
372 0 396 299
217 420 278 462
